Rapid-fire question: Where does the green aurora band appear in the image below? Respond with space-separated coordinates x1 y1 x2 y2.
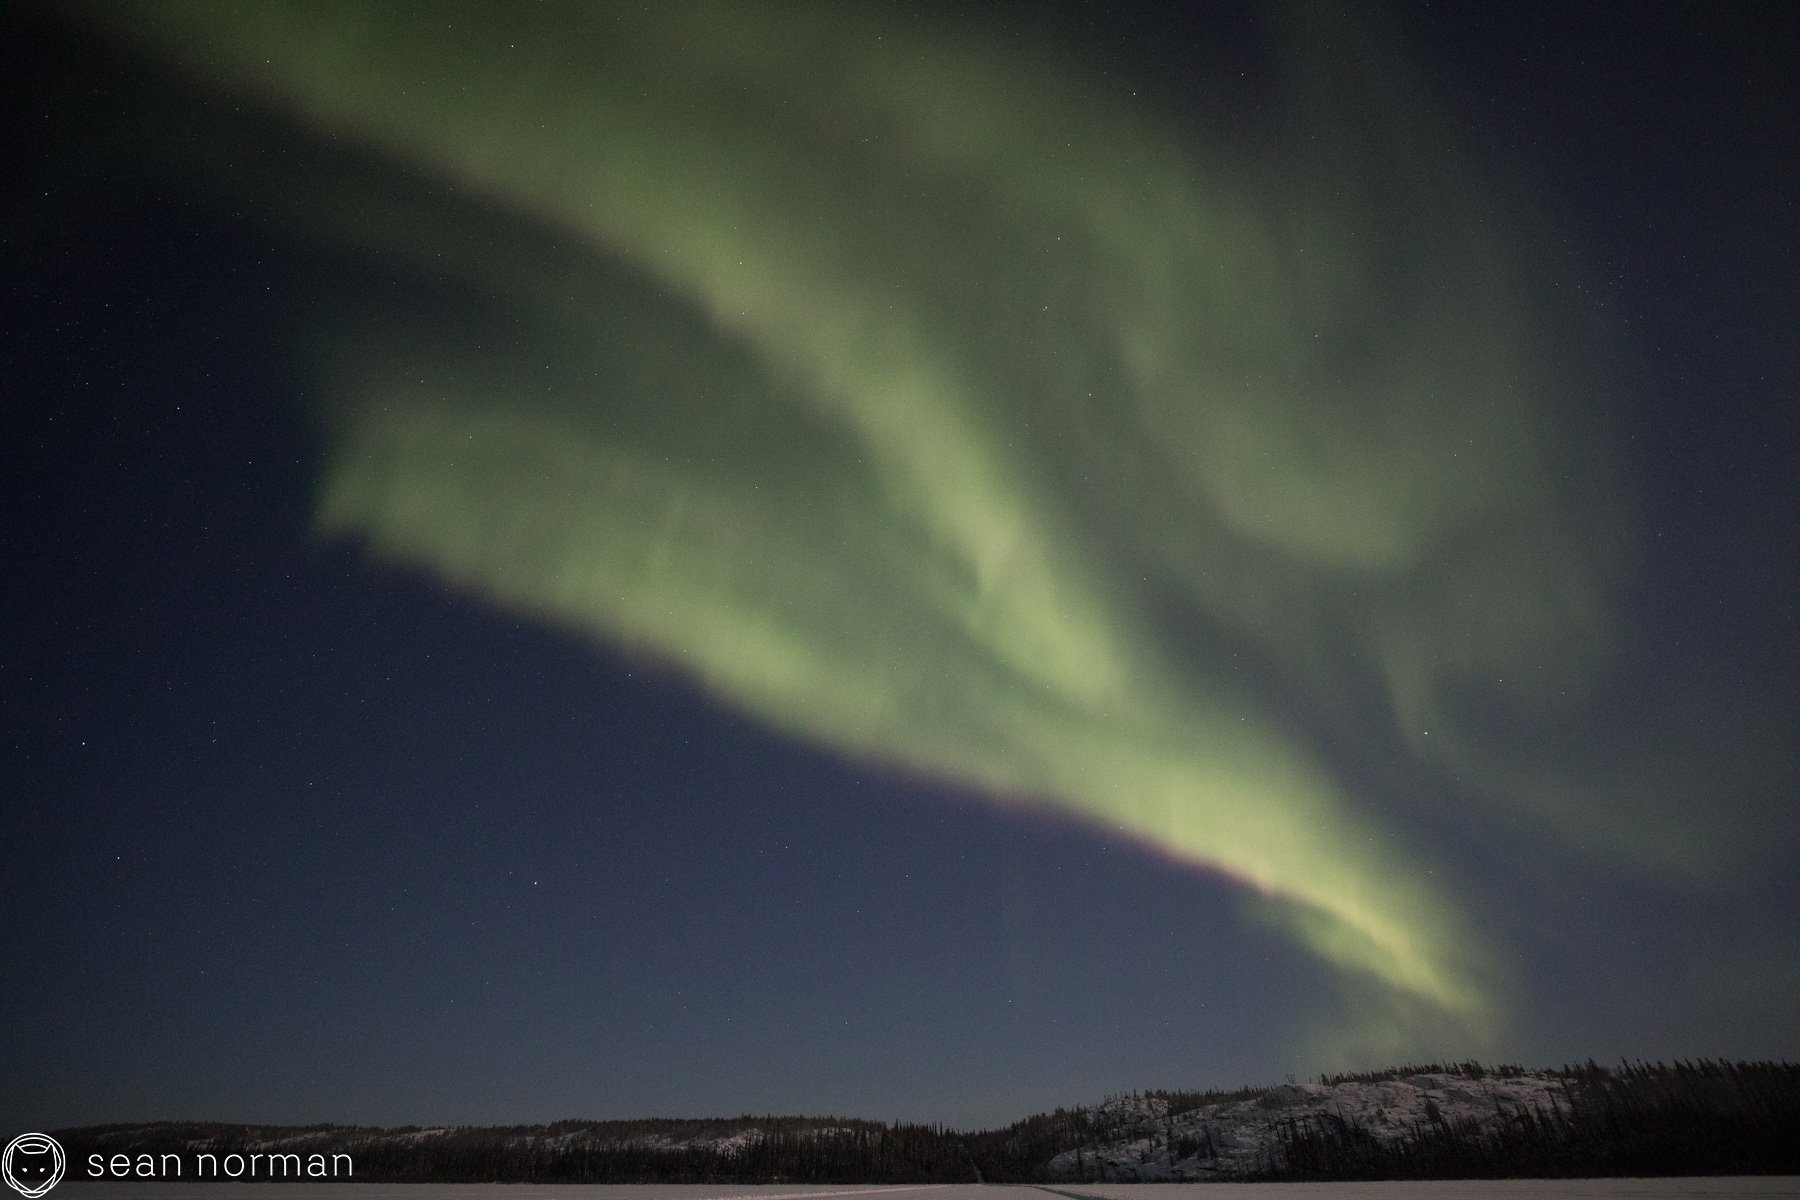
72 0 1686 1052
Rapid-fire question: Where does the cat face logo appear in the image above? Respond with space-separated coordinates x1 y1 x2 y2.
2 1134 64 1198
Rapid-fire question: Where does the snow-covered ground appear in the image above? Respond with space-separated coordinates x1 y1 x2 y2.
1051 1182 1800 1198
53 1179 1800 1198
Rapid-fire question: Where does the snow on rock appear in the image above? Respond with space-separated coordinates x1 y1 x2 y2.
1045 1068 1573 1180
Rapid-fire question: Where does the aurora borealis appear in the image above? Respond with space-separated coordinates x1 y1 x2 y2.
6 0 1797 1130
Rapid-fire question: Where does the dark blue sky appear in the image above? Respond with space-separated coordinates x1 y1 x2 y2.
4 1 1796 1131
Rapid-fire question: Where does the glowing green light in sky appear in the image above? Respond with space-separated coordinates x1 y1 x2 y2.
77 0 1661 1046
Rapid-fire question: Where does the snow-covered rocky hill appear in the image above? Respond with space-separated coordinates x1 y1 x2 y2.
1047 1068 1572 1180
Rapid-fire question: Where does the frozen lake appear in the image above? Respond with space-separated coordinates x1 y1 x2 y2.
53 1180 1800 1199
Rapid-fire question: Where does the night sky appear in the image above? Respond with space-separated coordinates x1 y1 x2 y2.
4 1 1796 1132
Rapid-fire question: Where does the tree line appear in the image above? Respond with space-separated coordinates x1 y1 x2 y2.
1265 1059 1800 1179
56 1058 1800 1183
